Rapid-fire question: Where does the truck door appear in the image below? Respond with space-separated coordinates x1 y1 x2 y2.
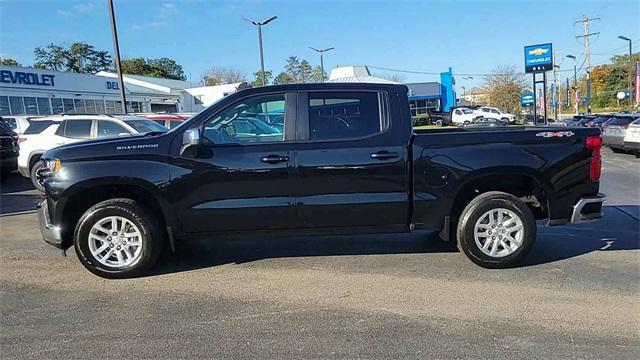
293 90 410 229
176 92 298 233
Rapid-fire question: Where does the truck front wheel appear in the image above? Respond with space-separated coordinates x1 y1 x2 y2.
456 192 536 268
73 198 164 278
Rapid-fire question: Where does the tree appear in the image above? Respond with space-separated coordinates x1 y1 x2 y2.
377 72 406 83
120 57 186 80
0 58 21 67
34 42 112 73
480 65 526 114
274 72 295 85
298 59 313 83
252 70 273 86
202 67 246 86
310 66 326 82
284 56 301 81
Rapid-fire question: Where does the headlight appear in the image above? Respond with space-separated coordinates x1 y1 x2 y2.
46 159 62 172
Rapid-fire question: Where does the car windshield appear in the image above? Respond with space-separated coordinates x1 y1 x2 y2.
124 119 168 134
461 108 474 114
24 120 59 134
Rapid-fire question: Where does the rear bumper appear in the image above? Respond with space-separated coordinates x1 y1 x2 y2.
623 141 640 151
569 194 605 224
37 199 64 249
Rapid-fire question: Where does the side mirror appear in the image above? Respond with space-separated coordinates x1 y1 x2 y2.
180 128 200 155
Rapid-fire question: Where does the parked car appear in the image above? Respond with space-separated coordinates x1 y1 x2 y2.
18 114 167 191
451 107 479 125
35 83 606 278
473 106 516 124
141 114 187 129
0 118 19 181
0 115 44 135
462 117 507 128
601 115 638 153
586 115 614 130
561 115 597 127
622 118 640 157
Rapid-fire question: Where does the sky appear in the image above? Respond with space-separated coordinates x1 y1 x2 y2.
0 0 638 89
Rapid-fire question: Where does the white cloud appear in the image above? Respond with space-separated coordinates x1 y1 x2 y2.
56 2 95 17
131 21 169 31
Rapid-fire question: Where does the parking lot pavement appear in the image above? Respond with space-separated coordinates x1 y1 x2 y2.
1 150 639 359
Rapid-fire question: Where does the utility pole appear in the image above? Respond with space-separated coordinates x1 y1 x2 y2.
552 51 559 120
309 47 334 82
566 55 578 114
242 16 277 86
107 0 127 114
576 16 600 114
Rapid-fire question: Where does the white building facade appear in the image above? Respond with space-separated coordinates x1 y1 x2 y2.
0 65 248 116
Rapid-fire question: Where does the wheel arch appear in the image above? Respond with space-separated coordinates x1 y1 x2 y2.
58 178 176 247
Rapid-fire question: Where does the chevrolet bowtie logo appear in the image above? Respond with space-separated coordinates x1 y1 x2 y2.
528 48 549 56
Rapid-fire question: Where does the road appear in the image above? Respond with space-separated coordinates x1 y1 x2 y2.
1 149 638 359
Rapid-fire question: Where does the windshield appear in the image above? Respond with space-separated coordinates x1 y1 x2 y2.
461 108 474 114
124 119 168 134
24 121 59 134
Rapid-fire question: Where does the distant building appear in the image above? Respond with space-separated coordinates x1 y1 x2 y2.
328 66 399 84
407 68 456 115
0 65 248 116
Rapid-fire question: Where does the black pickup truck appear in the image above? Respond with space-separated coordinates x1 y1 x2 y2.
38 83 605 278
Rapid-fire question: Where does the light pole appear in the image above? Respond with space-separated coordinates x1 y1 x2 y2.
242 16 277 86
462 77 473 104
107 0 127 114
618 35 633 106
566 55 578 114
309 47 334 82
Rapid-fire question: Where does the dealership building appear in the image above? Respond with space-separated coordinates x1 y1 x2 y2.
0 65 248 116
328 66 456 116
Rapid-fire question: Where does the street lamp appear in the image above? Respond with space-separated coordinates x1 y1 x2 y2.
462 77 473 104
309 47 334 83
242 16 277 86
566 55 578 114
618 35 633 106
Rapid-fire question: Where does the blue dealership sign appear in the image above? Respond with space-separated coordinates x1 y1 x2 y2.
520 92 534 106
524 43 553 73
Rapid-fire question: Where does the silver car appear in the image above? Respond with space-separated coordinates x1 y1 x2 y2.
602 115 638 153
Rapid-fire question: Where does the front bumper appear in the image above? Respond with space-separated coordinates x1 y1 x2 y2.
569 194 605 224
37 199 64 249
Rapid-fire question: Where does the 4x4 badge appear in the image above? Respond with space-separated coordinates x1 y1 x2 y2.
536 131 575 138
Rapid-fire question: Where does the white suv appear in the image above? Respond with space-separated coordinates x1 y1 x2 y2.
473 107 516 124
18 114 167 191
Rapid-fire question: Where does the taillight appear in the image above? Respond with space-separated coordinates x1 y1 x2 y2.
586 135 602 181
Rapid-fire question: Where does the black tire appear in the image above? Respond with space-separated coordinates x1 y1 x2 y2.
74 198 164 279
456 191 536 268
30 160 45 192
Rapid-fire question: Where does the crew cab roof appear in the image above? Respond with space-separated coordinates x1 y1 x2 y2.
233 82 409 96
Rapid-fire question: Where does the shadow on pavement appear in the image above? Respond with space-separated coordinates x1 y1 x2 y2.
152 205 639 277
0 174 41 215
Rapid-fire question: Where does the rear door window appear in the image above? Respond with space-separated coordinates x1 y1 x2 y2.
62 120 92 138
307 91 385 141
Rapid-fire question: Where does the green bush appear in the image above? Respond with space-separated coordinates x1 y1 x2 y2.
412 116 431 127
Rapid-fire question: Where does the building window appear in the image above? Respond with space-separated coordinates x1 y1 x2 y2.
96 100 106 114
9 96 24 115
0 96 10 115
409 98 440 116
105 100 116 114
85 99 96 114
23 97 38 115
51 98 64 114
74 99 86 113
37 98 51 115
63 98 75 113
194 95 204 105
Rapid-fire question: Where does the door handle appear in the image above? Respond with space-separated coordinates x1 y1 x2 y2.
261 154 289 163
370 151 399 160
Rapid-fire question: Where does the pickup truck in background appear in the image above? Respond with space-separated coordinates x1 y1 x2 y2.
37 83 605 278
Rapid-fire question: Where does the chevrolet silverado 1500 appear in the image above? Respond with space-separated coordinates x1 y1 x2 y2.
38 83 605 278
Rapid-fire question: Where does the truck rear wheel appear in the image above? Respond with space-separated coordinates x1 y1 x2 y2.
456 191 536 268
74 198 164 278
